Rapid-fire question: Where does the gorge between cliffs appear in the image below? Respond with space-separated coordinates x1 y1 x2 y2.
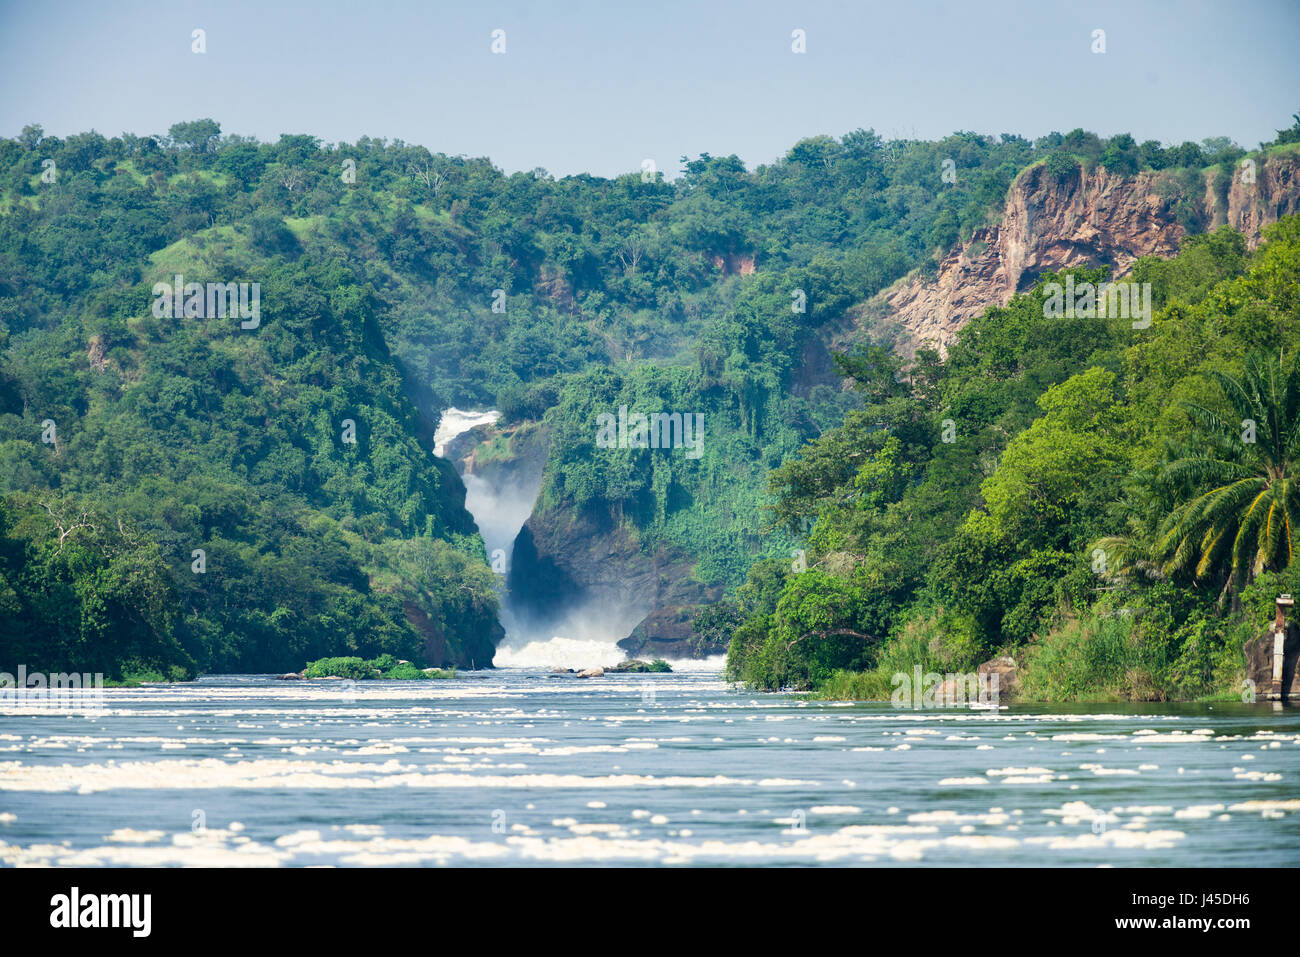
435 408 713 668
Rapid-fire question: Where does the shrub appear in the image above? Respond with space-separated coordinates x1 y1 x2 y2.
303 656 375 680
382 662 428 679
815 613 981 700
1018 614 1143 700
302 655 456 680
1044 151 1080 180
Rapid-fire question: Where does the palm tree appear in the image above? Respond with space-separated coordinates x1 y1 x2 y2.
1150 352 1299 598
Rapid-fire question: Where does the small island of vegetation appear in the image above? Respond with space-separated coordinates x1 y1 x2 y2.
296 654 455 680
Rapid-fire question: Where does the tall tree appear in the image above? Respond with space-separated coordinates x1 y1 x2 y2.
1153 352 1300 596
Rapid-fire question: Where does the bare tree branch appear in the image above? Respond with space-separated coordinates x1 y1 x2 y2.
39 500 97 555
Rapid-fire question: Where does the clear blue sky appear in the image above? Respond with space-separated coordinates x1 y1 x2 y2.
2 0 1297 179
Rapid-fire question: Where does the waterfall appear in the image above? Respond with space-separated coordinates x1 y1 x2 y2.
435 408 630 669
432 408 501 457
433 408 524 570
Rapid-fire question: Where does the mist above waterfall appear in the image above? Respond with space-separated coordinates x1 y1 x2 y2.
462 472 536 567
435 408 534 568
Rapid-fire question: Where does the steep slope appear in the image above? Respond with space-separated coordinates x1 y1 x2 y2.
0 256 503 675
866 148 1300 355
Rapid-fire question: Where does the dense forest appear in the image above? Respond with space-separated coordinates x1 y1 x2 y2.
0 112 1296 687
724 219 1300 699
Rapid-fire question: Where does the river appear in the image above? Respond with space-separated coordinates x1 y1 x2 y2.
2 669 1297 866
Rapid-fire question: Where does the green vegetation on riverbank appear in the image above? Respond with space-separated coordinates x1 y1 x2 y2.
610 658 672 673
723 214 1300 701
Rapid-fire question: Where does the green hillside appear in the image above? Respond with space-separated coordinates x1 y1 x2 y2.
726 217 1300 700
0 115 1291 680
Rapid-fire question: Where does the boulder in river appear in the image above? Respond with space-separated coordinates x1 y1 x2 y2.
932 677 964 703
977 656 1020 700
277 672 304 680
617 604 722 659
575 668 605 678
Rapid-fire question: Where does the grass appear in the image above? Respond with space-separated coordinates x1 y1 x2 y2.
812 606 1247 703
284 215 325 239
147 225 245 278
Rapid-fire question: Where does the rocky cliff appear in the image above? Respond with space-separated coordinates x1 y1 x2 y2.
866 149 1300 356
508 505 718 648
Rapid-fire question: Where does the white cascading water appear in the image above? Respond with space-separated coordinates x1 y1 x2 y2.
432 408 501 458
434 408 635 669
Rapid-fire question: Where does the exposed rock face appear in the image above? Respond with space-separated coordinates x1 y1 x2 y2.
535 265 578 312
711 252 756 276
617 603 724 660
1244 623 1299 700
1221 153 1300 237
978 656 1021 702
441 423 495 472
87 335 110 373
508 505 715 649
872 151 1300 356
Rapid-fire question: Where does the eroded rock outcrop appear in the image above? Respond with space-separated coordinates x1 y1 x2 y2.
508 505 716 649
617 603 719 660
869 150 1300 356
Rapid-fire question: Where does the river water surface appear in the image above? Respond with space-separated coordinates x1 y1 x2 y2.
2 668 1298 866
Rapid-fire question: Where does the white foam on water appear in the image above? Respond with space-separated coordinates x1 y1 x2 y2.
0 758 806 793
669 656 727 673
2 813 1206 866
493 636 628 669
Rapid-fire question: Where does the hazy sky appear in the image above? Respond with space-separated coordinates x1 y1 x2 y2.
2 0 1297 179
